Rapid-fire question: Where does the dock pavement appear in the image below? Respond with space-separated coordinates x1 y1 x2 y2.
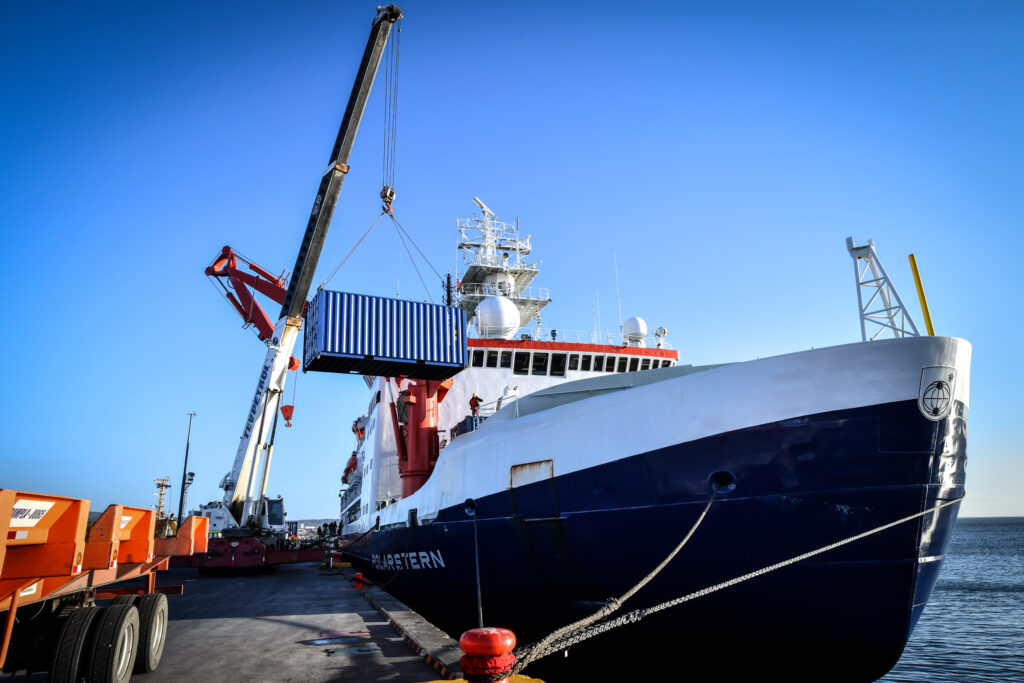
1 561 544 682
146 562 447 682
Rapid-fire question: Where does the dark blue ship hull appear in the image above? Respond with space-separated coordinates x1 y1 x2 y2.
345 398 967 681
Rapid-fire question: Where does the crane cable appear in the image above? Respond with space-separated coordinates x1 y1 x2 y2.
321 18 442 304
377 19 445 302
380 17 401 212
390 214 444 282
391 216 433 303
317 211 388 291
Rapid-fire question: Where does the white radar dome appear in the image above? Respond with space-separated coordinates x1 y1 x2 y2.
623 316 648 346
477 296 520 340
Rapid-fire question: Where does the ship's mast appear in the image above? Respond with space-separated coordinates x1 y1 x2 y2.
456 198 550 333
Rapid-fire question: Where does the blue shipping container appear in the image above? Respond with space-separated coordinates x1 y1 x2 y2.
303 290 467 380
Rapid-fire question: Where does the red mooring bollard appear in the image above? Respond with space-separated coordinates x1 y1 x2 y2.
352 572 365 590
459 627 516 683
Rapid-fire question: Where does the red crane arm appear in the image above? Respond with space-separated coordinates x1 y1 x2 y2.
206 246 288 342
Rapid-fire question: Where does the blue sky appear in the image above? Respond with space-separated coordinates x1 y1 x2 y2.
2 1 1021 519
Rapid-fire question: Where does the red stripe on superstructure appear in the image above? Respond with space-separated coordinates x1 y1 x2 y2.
467 338 678 359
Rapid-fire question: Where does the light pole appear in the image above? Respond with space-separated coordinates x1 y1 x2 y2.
177 412 197 525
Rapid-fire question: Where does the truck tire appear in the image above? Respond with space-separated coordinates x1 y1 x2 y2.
50 605 100 683
133 593 168 674
111 595 138 607
86 603 139 683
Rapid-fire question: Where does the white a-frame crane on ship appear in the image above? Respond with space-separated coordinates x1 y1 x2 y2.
196 5 403 571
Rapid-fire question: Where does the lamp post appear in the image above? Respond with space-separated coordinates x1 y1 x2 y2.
177 412 197 525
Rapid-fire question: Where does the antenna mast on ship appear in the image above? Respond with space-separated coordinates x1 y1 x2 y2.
456 199 550 339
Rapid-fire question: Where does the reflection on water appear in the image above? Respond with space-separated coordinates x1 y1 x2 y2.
883 518 1024 682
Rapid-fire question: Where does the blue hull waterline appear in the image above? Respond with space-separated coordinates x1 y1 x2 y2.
347 398 967 681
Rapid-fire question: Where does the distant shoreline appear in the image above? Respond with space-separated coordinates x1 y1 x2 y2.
958 516 1024 520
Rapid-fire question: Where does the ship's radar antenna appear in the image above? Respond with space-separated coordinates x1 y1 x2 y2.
473 197 495 217
846 237 920 341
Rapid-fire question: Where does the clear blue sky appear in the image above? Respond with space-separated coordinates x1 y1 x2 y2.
2 1 1021 519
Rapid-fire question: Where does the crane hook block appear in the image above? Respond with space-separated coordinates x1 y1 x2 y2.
280 404 295 427
380 185 396 214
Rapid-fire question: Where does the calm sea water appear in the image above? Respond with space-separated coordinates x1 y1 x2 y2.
883 517 1024 682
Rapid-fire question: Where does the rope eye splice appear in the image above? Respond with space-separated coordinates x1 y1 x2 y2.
380 184 396 214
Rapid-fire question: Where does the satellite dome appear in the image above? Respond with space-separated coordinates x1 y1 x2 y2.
477 296 519 339
623 316 648 346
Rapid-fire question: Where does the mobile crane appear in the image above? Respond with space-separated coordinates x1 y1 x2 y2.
196 4 403 570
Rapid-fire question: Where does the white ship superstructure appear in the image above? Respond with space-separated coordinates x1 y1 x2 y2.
339 199 678 524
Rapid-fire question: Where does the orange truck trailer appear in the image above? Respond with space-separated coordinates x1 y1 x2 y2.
1 489 208 681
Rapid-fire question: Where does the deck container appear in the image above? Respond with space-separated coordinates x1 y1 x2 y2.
304 290 467 380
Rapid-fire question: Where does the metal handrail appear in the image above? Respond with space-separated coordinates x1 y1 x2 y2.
468 326 673 349
459 283 549 300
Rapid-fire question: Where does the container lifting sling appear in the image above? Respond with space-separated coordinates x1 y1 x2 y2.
207 4 403 537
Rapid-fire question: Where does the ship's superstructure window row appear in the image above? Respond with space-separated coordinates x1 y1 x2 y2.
472 347 675 376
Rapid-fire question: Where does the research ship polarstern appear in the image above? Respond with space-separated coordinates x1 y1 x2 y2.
333 198 970 681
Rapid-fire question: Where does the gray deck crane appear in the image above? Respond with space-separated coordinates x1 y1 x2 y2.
197 5 402 562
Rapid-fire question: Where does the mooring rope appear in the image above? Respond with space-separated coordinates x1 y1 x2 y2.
512 494 964 672
513 491 718 673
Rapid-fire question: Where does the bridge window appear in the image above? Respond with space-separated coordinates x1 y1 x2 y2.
581 355 592 371
568 354 579 371
551 353 567 377
500 351 513 368
593 355 604 372
640 358 651 371
606 356 617 372
513 352 530 375
629 358 639 372
662 360 672 368
486 351 499 368
617 357 628 373
472 350 485 367
532 352 549 375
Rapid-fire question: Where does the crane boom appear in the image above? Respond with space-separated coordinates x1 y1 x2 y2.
280 4 403 321
210 4 403 534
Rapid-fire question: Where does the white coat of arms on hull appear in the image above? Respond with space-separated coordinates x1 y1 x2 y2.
918 366 956 421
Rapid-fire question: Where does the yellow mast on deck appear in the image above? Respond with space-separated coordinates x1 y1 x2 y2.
908 254 935 336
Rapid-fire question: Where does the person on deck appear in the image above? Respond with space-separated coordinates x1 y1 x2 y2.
470 393 481 417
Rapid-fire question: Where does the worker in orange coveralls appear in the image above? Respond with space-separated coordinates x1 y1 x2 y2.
469 393 481 416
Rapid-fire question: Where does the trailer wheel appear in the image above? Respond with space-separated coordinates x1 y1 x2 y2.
133 593 168 674
86 604 139 683
50 605 101 683
111 595 138 607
